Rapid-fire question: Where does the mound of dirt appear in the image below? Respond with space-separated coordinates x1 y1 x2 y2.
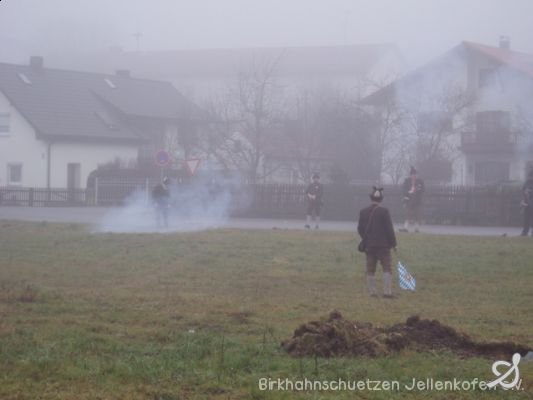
281 312 530 359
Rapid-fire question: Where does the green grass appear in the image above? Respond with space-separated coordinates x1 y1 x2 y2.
0 220 532 399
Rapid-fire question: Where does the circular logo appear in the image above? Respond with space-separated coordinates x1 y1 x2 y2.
155 150 170 167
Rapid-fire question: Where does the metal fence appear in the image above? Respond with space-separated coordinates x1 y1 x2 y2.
0 182 525 226
243 183 524 226
0 187 86 207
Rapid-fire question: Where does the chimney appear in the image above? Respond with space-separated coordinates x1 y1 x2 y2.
115 69 131 78
29 56 44 71
499 36 510 50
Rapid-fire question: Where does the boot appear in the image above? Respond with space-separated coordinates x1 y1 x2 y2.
367 275 377 297
383 272 394 298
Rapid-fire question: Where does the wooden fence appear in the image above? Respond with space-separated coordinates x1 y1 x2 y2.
0 182 525 226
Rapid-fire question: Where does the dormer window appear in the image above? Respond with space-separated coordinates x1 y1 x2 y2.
95 111 119 131
104 78 116 89
18 73 32 85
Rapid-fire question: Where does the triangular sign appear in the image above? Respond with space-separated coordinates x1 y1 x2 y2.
184 158 201 176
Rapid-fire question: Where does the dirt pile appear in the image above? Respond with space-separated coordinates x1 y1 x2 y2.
281 312 530 359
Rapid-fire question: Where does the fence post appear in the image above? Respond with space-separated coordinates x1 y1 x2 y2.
145 178 150 204
29 188 34 207
94 177 99 206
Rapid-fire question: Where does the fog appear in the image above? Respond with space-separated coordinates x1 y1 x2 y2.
2 0 533 68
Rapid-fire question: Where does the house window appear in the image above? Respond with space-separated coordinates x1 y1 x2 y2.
476 111 510 141
0 113 10 135
7 164 22 185
475 161 509 184
17 73 32 85
104 78 116 89
526 161 533 177
417 111 452 133
478 68 497 88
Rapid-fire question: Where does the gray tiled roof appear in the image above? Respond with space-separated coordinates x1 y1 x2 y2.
0 62 203 142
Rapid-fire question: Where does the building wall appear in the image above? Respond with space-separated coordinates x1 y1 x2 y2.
0 90 48 187
463 50 533 183
50 142 138 188
1 90 139 188
390 47 533 185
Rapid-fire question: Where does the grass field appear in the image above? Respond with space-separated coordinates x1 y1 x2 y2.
0 220 532 399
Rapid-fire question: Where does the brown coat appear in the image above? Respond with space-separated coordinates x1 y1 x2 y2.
358 204 397 249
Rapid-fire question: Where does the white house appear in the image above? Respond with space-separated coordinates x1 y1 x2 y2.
51 44 404 183
361 38 533 185
0 57 203 189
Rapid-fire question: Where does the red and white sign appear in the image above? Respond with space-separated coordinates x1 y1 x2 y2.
184 158 201 176
155 150 170 167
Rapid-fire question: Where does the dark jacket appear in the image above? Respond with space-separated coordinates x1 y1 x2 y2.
402 176 425 205
523 178 533 206
358 204 397 249
152 183 170 206
305 182 323 203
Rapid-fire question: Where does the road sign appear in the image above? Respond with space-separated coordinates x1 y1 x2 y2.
155 150 170 167
184 158 201 176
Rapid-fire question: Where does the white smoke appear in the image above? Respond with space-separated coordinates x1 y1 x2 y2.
94 172 251 233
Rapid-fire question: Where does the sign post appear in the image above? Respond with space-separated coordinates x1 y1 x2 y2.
155 150 170 180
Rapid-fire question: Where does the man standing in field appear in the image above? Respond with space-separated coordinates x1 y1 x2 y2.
152 176 171 228
399 166 425 233
358 187 397 298
520 168 533 236
304 173 324 229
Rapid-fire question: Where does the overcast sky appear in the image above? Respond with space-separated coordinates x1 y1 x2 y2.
1 0 533 68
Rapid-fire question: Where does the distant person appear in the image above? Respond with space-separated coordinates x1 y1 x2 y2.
399 166 425 233
520 168 533 236
304 173 324 229
152 177 171 228
358 187 397 298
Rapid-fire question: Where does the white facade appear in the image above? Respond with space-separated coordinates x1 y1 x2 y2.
0 90 138 189
50 142 138 188
459 50 533 184
0 90 47 187
370 43 533 185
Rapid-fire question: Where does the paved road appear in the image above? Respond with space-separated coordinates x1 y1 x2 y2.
0 206 522 237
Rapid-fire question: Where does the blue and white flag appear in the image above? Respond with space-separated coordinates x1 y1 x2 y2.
397 261 416 291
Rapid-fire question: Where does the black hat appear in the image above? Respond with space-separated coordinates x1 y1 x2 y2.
312 173 320 180
370 186 384 202
410 166 418 175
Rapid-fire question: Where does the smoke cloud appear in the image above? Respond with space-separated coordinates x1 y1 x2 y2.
94 173 251 233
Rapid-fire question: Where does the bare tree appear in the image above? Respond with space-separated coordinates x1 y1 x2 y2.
276 86 379 183
280 89 330 183
200 55 286 183
361 77 476 183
